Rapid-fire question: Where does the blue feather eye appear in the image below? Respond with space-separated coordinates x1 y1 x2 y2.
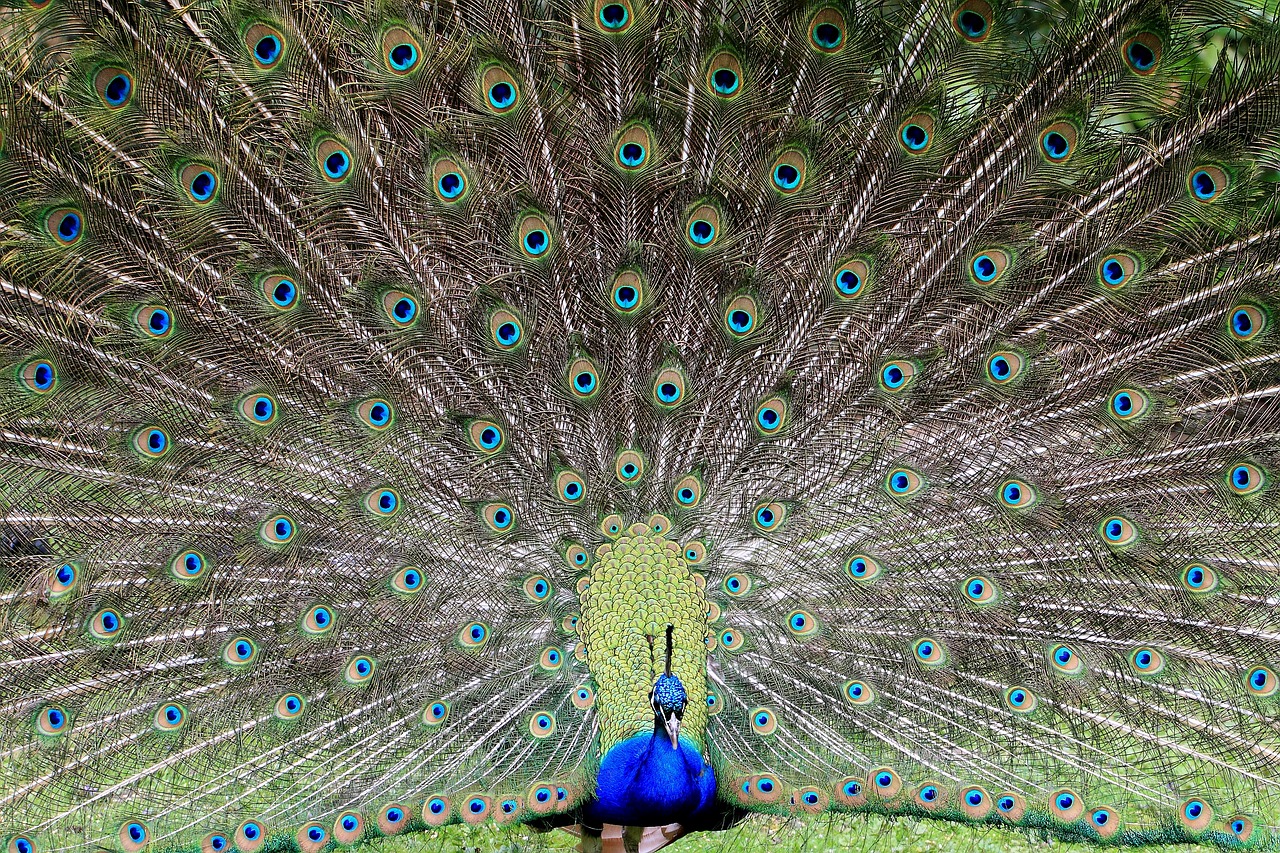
1003 685 1036 713
685 203 720 247
382 27 421 74
870 767 902 798
20 359 58 394
808 9 845 52
316 138 352 182
136 305 172 339
431 156 468 202
223 637 259 667
724 295 759 337
1128 646 1165 676
1228 303 1266 340
459 621 490 648
488 309 525 350
615 449 644 483
752 502 786 531
333 811 363 844
260 273 300 310
518 212 553 258
89 608 124 640
245 24 285 68
180 164 218 204
961 787 990 818
1049 643 1084 676
423 700 450 725
705 52 742 98
1245 666 1277 697
275 693 305 720
836 778 864 805
615 124 651 169
672 473 703 508
154 702 186 731
345 655 376 684
389 565 423 595
1188 166 1227 202
1180 563 1219 594
381 290 419 328
1179 799 1213 832
846 554 882 582
722 574 751 596
1107 388 1148 421
354 398 393 432
121 821 149 852
653 367 688 408
1227 462 1266 495
132 426 170 458
529 711 556 737
985 350 1024 384
898 114 934 153
423 796 451 826
1097 253 1139 290
236 393 277 425
962 575 997 605
596 0 633 32
1099 515 1138 547
365 487 401 517
482 65 520 112
915 784 943 809
1228 817 1254 842
378 804 408 835
913 637 946 665
885 467 925 497
951 0 991 41
832 260 869 299
50 560 79 598
1038 122 1077 162
539 646 563 670
719 627 745 651
843 680 874 705
786 609 818 636
998 478 1036 509
969 249 1010 285
203 832 230 853
749 707 778 734
1050 789 1083 822
770 151 806 194
610 270 645 314
169 550 207 581
46 207 83 245
36 704 70 736
301 604 335 635
261 514 296 545
572 685 595 709
879 360 917 392
552 470 585 504
464 796 493 823
567 357 601 399
1123 32 1161 74
94 66 134 108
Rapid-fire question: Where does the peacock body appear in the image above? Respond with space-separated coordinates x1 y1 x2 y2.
1 0 1279 851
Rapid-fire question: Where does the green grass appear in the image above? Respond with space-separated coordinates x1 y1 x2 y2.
373 815 1201 853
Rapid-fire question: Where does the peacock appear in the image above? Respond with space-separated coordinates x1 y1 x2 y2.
2 0 1279 851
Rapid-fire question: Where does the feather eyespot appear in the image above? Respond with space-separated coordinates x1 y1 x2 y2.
915 783 946 810
705 51 742 98
539 646 563 671
154 702 186 731
879 360 917 392
969 249 1010 285
672 474 703 508
345 655 376 685
202 833 229 853
1180 563 1219 594
961 575 997 605
808 8 845 52
481 64 520 112
517 212 553 258
832 259 870 299
1228 303 1267 340
752 395 789 436
749 707 777 735
646 512 671 534
89 608 124 641
1098 253 1139 290
19 359 58 394
595 0 633 32
770 150 806 194
1228 817 1254 843
724 295 759 337
49 561 79 597
382 27 422 75
869 767 902 798
465 420 504 454
378 804 409 836
898 114 934 153
1245 666 1277 697
355 398 393 431
132 426 170 459
179 163 218 204
1107 388 1148 421
614 449 644 483
653 367 688 408
459 621 490 648
364 488 401 518
423 797 451 826
722 574 751 596
843 680 874 705
1128 646 1165 676
223 637 259 667
554 470 585 504
260 274 300 310
1227 462 1266 495
120 821 150 853
610 270 645 314
614 124 651 170
94 66 134 108
684 203 721 248
1049 643 1084 676
488 308 525 350
237 393 277 425
301 604 335 636
985 350 1024 384
682 541 707 565
995 792 1026 821
463 795 492 823
1180 799 1214 833
835 777 866 807
719 627 745 651
1038 121 1077 163
381 290 419 328
523 574 552 602
961 787 991 819
951 0 992 41
913 637 946 666
316 138 353 182
572 685 595 709
885 467 924 497
275 693 305 720
1050 789 1084 823
1188 166 1228 203
431 156 468 202
423 700 450 725
752 502 786 531
600 514 624 537
564 543 590 568
846 554 882 582
786 609 817 637
245 23 285 69
567 357 601 399
1099 515 1138 547
1003 686 1036 713
998 478 1036 509
46 207 83 245
35 704 70 736
260 514 296 545
1123 32 1161 75
333 811 363 845
529 711 556 737
170 550 207 581
794 787 828 813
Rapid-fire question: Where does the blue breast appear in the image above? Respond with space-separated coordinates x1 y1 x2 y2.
586 733 717 827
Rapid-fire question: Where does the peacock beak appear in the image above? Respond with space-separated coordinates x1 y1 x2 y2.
663 711 680 749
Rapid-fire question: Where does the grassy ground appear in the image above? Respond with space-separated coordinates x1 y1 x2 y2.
377 815 1201 853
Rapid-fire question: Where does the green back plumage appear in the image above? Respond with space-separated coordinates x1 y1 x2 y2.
1 0 1279 850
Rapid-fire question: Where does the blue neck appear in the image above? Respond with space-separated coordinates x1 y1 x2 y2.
586 731 717 827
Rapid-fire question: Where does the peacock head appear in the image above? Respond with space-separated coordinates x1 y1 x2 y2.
650 624 687 748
